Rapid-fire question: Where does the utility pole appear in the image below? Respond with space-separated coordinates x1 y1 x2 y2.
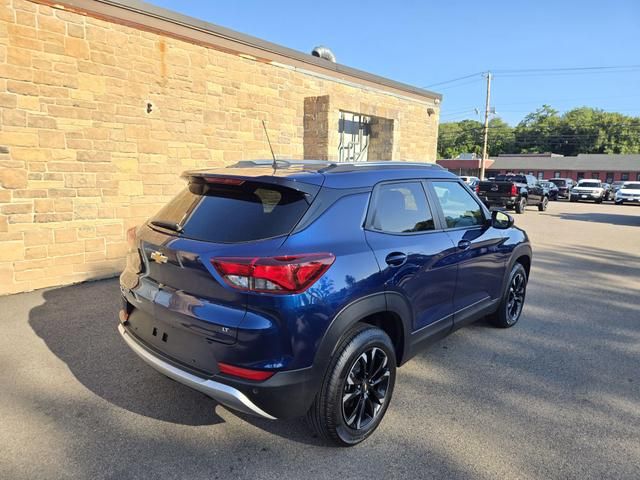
479 71 492 180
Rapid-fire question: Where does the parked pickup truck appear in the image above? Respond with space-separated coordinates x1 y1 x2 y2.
476 174 549 213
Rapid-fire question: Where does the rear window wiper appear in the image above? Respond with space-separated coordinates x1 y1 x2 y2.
150 220 183 233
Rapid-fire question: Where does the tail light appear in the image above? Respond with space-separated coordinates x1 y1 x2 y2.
511 184 518 196
212 253 335 294
218 362 275 381
204 177 245 185
124 226 142 278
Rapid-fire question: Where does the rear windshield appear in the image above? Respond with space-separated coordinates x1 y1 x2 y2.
578 182 601 188
151 181 310 243
548 179 566 186
495 174 526 183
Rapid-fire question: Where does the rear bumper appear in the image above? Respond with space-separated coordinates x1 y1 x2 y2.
118 324 276 419
479 195 518 207
118 322 320 419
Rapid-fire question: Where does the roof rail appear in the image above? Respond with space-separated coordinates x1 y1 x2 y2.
318 161 444 173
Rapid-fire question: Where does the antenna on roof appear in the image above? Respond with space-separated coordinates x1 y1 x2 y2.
261 120 277 172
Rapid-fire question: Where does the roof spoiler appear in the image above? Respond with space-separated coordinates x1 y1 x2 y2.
181 170 322 196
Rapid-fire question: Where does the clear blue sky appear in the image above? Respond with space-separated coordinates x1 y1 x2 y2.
148 0 640 125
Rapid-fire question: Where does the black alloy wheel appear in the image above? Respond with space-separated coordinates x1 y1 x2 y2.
341 347 390 430
506 271 526 324
307 325 396 446
490 262 528 328
538 197 548 211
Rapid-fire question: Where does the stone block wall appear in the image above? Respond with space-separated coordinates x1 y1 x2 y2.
0 0 440 295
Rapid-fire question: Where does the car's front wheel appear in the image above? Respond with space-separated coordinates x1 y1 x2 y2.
538 197 548 211
490 262 528 328
307 324 396 446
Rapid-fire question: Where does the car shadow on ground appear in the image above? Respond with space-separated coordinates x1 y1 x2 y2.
28 279 223 426
549 209 640 227
27 278 323 444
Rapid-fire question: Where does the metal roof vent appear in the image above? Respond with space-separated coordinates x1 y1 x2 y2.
311 46 336 63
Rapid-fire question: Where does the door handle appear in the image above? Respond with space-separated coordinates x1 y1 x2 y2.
457 240 471 250
385 252 407 267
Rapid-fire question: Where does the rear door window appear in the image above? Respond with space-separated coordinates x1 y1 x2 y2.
367 182 435 233
151 181 310 243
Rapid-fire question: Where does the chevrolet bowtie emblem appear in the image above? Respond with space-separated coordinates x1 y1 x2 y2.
150 251 168 264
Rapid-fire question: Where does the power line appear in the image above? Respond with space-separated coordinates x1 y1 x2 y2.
423 71 484 88
434 78 484 91
437 123 640 139
425 64 640 90
440 108 480 117
493 64 640 74
491 94 640 107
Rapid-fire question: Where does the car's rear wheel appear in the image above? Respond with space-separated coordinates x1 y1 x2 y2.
537 197 548 211
490 262 528 328
307 324 396 446
515 198 526 214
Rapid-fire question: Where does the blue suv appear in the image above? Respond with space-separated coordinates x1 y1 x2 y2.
118 160 532 446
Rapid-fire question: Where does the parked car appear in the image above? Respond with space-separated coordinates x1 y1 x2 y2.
611 181 627 196
546 178 576 199
460 175 480 188
614 181 640 205
538 180 559 201
118 160 532 446
570 180 606 203
476 173 549 213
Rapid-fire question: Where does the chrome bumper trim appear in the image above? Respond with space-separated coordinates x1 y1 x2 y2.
117 324 276 420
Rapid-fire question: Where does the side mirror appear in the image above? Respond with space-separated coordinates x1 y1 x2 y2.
492 210 514 229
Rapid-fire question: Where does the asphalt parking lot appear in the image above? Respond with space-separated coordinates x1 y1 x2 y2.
1 201 639 480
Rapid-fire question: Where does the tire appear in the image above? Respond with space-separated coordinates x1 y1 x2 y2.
595 197 603 204
615 200 623 205
538 197 548 211
569 196 577 203
307 324 396 446
490 262 528 328
514 198 526 214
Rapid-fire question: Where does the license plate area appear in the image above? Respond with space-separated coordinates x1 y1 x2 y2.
127 308 217 376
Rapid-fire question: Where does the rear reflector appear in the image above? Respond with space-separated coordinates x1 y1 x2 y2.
126 226 137 250
212 253 335 294
218 362 275 381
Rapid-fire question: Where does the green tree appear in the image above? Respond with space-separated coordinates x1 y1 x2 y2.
438 106 640 157
487 117 515 156
513 105 562 154
437 119 483 158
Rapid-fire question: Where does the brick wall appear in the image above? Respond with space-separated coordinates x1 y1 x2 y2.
0 0 440 295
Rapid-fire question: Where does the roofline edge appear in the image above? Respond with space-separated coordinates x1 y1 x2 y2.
35 0 443 102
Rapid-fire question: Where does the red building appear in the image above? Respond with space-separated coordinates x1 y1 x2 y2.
437 153 640 182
